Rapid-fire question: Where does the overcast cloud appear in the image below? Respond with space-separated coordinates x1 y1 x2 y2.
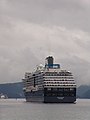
0 0 90 85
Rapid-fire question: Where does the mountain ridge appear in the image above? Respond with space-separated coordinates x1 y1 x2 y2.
0 82 90 98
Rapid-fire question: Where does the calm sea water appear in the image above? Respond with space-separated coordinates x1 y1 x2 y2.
0 99 90 120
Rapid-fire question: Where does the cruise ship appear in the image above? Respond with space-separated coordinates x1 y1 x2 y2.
22 56 76 103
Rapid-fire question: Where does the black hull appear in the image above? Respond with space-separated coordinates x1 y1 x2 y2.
25 96 76 103
24 91 76 103
44 96 76 103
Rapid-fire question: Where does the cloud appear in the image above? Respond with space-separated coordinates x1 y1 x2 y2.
0 15 90 85
0 0 90 85
1 0 90 31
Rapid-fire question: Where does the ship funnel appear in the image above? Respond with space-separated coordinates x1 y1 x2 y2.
45 56 54 68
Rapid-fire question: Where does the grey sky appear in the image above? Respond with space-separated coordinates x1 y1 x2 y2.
0 0 90 85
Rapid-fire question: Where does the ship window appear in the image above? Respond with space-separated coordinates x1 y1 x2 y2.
58 88 63 91
64 88 69 91
58 93 63 96
47 88 51 91
64 93 69 96
45 93 51 96
70 88 74 91
53 88 57 91
70 93 74 96
44 88 47 91
52 93 56 96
